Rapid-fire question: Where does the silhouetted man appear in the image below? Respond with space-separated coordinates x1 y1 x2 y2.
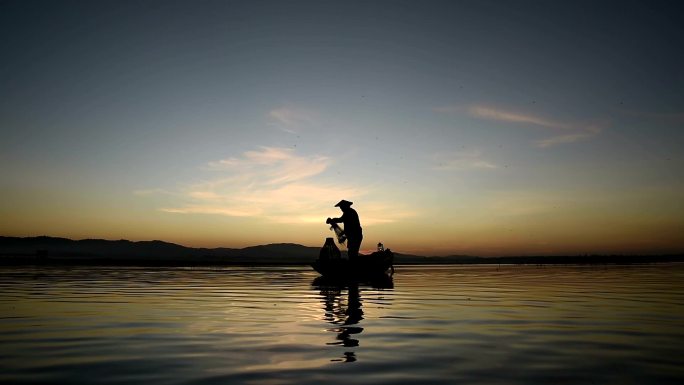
326 200 363 262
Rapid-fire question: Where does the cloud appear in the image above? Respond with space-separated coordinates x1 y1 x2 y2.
436 104 607 147
206 147 330 185
466 106 575 130
433 149 499 170
268 107 318 133
160 147 367 224
534 123 603 148
161 205 262 217
133 188 175 196
154 146 417 226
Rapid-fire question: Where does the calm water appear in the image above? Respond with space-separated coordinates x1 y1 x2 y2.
1 264 683 385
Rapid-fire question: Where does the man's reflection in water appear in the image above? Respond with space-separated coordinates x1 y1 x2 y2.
316 281 364 362
314 277 392 363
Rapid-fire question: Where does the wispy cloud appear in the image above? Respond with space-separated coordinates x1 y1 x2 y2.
433 149 499 170
467 106 575 130
133 188 175 196
155 146 415 226
158 146 375 224
206 147 330 184
162 205 262 217
534 123 603 148
268 107 318 133
435 104 607 147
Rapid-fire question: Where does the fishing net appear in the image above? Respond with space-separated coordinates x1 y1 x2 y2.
329 223 347 244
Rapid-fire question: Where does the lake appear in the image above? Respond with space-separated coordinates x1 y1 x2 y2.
1 264 683 384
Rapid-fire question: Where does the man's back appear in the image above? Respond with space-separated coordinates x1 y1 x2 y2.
342 208 362 238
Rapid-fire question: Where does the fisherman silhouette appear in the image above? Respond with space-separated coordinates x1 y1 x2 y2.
326 200 363 263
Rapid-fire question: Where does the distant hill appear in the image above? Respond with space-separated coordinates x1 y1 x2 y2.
0 235 449 265
0 236 320 265
1 236 682 266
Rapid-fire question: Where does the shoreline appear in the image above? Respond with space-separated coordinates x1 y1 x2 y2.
2 254 683 267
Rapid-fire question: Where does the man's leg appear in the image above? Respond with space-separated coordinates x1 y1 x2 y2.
347 235 363 262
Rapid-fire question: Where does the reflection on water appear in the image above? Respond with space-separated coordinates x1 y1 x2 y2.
1 264 684 385
319 284 363 361
312 275 394 362
314 277 391 362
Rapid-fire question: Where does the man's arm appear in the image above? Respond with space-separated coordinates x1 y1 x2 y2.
326 217 343 224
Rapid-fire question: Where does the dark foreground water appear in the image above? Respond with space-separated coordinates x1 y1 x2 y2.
1 264 683 385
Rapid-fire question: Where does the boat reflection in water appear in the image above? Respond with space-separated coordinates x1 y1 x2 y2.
312 275 394 363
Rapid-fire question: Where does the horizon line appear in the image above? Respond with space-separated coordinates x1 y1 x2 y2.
2 234 683 259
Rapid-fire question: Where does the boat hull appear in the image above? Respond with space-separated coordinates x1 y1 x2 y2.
311 250 394 280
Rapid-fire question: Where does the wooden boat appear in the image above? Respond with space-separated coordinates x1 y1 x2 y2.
312 239 394 281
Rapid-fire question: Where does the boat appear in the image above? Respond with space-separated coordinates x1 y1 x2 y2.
311 237 394 281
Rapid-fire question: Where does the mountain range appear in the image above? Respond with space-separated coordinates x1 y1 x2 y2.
1 236 682 266
0 236 469 265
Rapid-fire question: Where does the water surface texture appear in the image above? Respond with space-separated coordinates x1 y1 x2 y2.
1 264 683 384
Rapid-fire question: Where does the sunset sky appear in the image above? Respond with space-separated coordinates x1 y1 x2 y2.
2 1 683 256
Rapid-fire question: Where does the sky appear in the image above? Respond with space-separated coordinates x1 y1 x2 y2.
1 0 683 256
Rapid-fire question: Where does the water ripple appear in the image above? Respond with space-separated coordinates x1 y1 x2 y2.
1 264 684 384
